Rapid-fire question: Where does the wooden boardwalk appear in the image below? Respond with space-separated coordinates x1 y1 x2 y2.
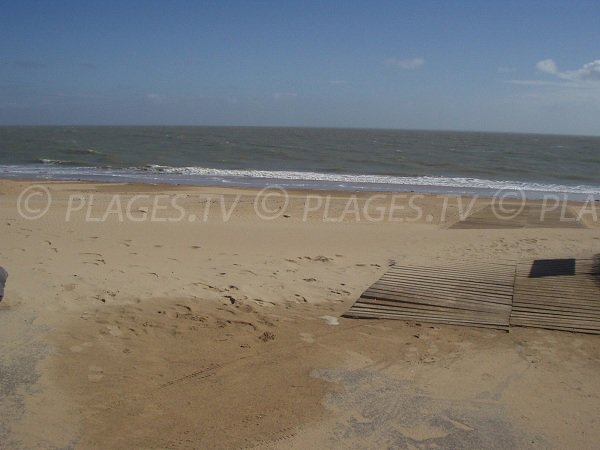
343 261 516 330
511 258 600 334
449 204 585 229
345 257 600 334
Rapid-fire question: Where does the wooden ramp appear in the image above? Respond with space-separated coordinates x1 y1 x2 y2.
449 204 585 229
511 258 600 334
343 261 516 330
345 257 600 334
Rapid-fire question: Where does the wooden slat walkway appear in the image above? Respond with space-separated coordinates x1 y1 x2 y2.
511 258 600 334
345 257 600 334
449 204 585 229
343 261 515 331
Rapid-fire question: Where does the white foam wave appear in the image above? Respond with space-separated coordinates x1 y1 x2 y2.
144 165 600 195
1 164 599 196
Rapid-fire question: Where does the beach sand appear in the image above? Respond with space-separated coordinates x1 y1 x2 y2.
1 179 599 449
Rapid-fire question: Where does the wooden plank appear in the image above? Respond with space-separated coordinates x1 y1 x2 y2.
366 282 511 301
514 276 599 285
383 267 516 283
345 257 599 334
513 290 600 303
365 283 512 305
384 263 516 277
344 305 508 326
379 270 513 285
390 262 517 272
510 316 600 331
346 313 509 331
394 261 518 270
509 308 600 321
343 313 509 331
509 319 600 334
510 310 600 327
511 259 600 334
344 260 513 329
367 280 513 302
383 270 514 287
364 281 512 304
514 296 600 307
348 309 502 323
357 296 510 316
373 273 511 289
350 304 508 322
511 306 600 320
514 278 599 287
377 274 514 294
363 287 512 309
514 284 600 296
515 280 598 291
383 266 515 281
512 299 600 313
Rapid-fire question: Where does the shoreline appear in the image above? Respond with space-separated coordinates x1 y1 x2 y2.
1 173 599 201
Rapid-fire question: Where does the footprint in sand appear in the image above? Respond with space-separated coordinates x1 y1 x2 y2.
300 333 315 343
107 325 122 336
69 342 93 353
88 366 104 382
320 315 339 326
253 298 276 307
298 295 309 303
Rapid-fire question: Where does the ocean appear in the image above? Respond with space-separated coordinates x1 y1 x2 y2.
1 126 599 198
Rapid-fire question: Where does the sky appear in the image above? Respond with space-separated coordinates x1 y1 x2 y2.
1 0 599 135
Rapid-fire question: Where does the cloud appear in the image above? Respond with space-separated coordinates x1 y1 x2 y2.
536 58 600 82
384 57 424 70
508 58 600 92
508 80 572 87
576 60 600 81
507 59 600 108
536 59 558 75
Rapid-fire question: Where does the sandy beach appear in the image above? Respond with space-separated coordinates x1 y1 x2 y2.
1 179 600 449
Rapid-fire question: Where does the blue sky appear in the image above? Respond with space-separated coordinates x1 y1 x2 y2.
1 0 599 135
